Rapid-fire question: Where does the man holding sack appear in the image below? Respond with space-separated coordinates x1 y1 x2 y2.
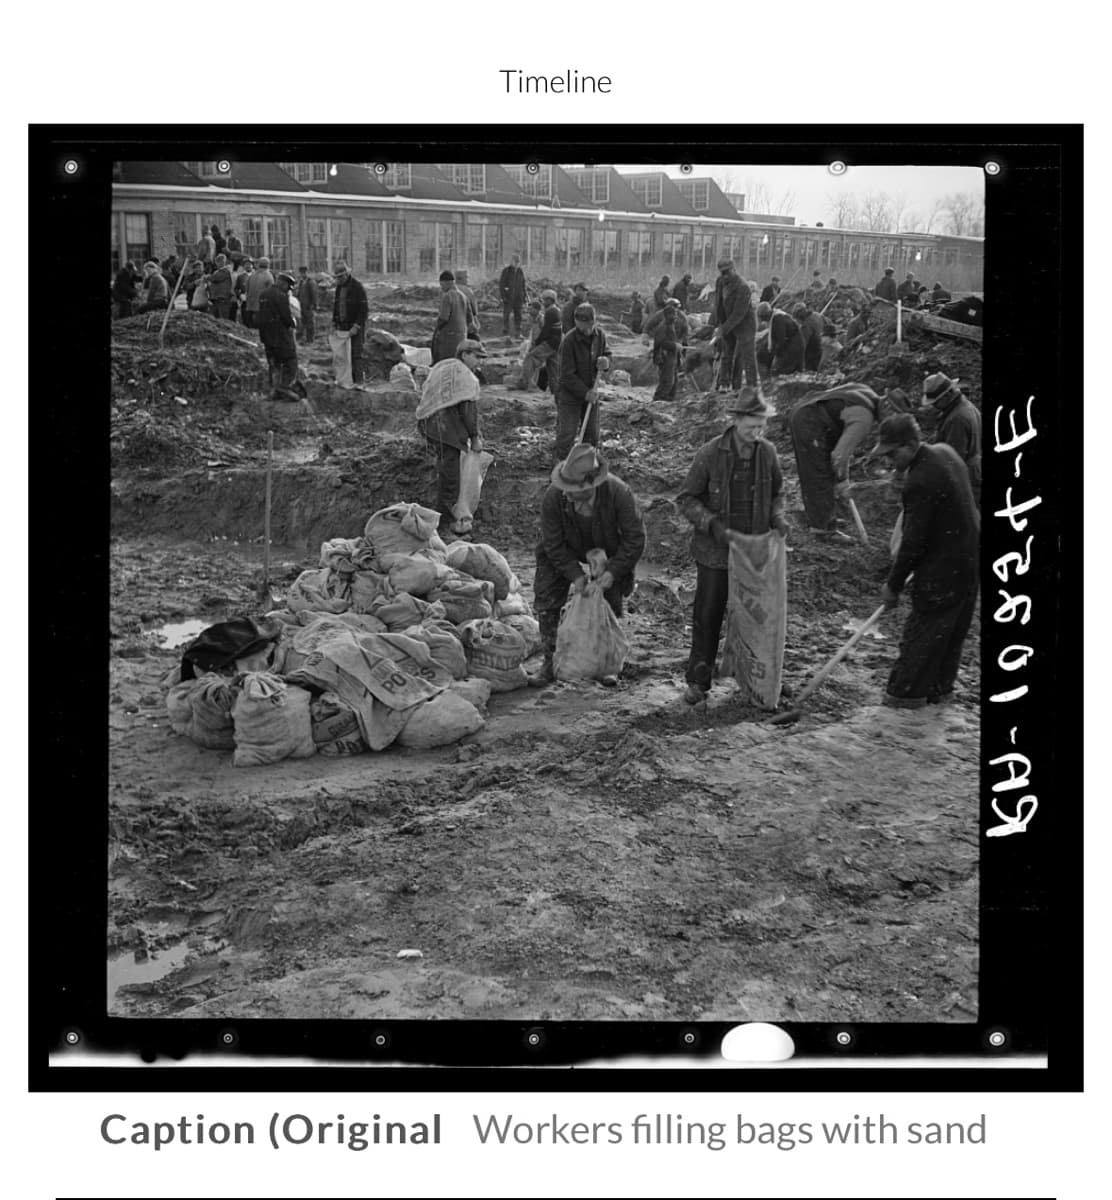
528 445 645 688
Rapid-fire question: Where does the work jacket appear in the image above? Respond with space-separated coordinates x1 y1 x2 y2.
874 275 898 301
653 282 672 310
556 325 609 404
793 384 881 479
245 269 274 313
759 283 780 303
561 295 587 333
207 265 233 301
672 278 692 309
296 276 319 313
933 392 982 499
333 274 368 330
710 271 755 338
644 309 689 356
499 264 526 303
258 284 296 358
536 304 563 351
112 268 139 302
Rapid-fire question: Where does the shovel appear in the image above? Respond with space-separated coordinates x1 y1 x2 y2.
257 429 278 609
768 603 886 726
844 496 869 546
574 390 598 446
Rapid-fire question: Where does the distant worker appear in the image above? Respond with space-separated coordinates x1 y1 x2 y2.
207 254 235 320
843 304 872 345
232 258 252 324
195 226 216 271
211 225 227 260
225 228 243 265
295 267 318 343
756 302 804 375
876 414 980 708
628 290 645 334
672 272 694 311
931 282 952 304
789 382 905 537
554 303 610 459
653 274 672 311
676 387 789 706
896 271 918 304
708 257 757 390
528 444 646 688
138 260 169 312
332 260 369 381
644 297 689 402
416 339 488 535
921 373 982 507
874 267 898 301
760 275 782 304
455 268 481 339
244 255 274 330
499 253 527 336
518 289 562 392
112 260 141 318
793 303 825 372
431 269 469 364
808 270 824 300
258 271 305 402
561 282 589 333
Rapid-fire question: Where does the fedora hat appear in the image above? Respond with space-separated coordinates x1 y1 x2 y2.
726 385 774 417
550 444 610 492
922 372 960 402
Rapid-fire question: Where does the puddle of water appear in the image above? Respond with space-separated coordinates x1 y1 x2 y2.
107 941 191 1009
149 619 208 649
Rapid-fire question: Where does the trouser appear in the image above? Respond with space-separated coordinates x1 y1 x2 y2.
885 588 978 706
211 298 232 320
265 348 301 396
716 328 758 389
347 325 364 381
114 300 133 319
685 563 730 689
554 395 599 460
519 342 556 390
503 298 523 335
243 309 257 329
803 338 822 372
789 403 839 529
537 588 624 655
139 299 168 312
653 349 678 401
427 439 461 524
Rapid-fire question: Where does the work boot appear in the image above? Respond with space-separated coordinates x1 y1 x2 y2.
527 655 555 688
683 682 707 706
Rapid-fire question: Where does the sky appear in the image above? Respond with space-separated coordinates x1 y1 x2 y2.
578 163 985 228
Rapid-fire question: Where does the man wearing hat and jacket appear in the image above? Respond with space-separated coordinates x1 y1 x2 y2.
258 271 305 401
756 301 804 376
517 289 563 392
499 254 527 336
528 443 646 688
432 270 469 364
876 413 980 708
332 260 369 382
708 257 758 391
677 387 789 705
643 298 690 401
561 282 589 333
921 372 982 506
555 302 611 459
416 339 488 534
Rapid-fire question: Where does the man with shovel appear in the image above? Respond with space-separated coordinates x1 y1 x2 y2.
554 302 610 459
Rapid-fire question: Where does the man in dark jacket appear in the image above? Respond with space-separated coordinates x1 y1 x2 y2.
139 261 169 312
432 270 469 364
672 272 694 311
708 257 757 390
244 256 274 329
930 282 951 305
759 276 782 304
793 303 825 371
644 298 689 401
874 268 898 301
877 414 980 707
896 272 917 304
455 268 481 338
677 387 789 704
225 228 243 265
628 291 645 334
561 282 589 333
518 289 562 391
756 302 804 375
499 254 526 335
296 266 319 343
207 254 234 320
554 303 610 459
653 275 672 311
332 260 369 381
258 272 303 401
112 261 140 318
528 444 646 687
921 372 981 506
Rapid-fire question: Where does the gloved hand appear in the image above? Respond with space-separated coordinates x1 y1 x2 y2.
597 356 611 372
834 480 852 499
881 583 900 610
708 518 728 545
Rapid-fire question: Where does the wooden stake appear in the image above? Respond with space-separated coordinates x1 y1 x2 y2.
158 255 192 350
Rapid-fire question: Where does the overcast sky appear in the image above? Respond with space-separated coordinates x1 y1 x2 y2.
588 163 985 227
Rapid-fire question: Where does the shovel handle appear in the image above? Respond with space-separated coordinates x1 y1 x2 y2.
793 603 887 707
263 430 273 588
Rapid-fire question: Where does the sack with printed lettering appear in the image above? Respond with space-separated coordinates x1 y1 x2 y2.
232 673 316 767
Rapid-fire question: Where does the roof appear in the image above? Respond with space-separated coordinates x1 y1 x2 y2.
617 171 699 217
114 161 207 187
308 163 392 197
208 163 307 192
384 163 467 202
674 176 745 221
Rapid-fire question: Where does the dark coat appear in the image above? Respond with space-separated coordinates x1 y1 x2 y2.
759 283 780 303
561 295 586 333
533 476 645 610
112 267 139 303
418 399 478 452
677 432 784 569
644 308 689 356
258 284 297 359
710 271 755 338
556 325 609 404
432 286 469 361
499 264 526 303
672 278 692 309
768 311 804 371
653 282 671 309
296 276 319 312
332 274 368 330
933 392 982 499
874 275 898 301
896 279 918 303
888 443 980 610
537 304 563 351
207 265 234 301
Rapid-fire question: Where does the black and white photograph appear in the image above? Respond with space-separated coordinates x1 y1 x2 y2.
94 146 1004 1036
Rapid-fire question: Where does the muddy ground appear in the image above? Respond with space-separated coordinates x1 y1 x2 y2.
108 295 981 1024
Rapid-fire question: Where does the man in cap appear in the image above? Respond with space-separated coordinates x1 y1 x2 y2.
195 225 216 271
517 288 562 392
554 302 610 459
112 260 141 319
206 254 234 320
561 282 589 333
756 301 804 376
930 281 952 306
676 387 789 705
499 253 527 336
896 271 918 305
138 260 169 312
332 260 369 382
672 272 694 311
528 444 645 688
432 269 469 364
708 257 758 390
225 227 243 265
643 297 690 401
455 268 481 339
258 271 304 401
921 373 981 506
788 382 911 537
296 266 319 343
628 290 645 334
874 267 898 301
244 255 274 330
415 339 488 534
875 414 980 708
793 302 825 372
759 275 782 304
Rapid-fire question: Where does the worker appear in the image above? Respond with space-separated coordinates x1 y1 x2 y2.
756 301 804 375
789 382 906 537
672 272 694 311
554 302 610 459
930 282 952 305
759 275 782 303
518 289 562 392
207 254 235 320
844 304 871 345
499 253 527 336
112 260 141 319
653 274 672 311
793 303 825 371
295 266 318 343
708 257 757 390
455 268 481 339
331 260 368 381
415 339 487 535
628 290 645 334
244 255 274 330
431 269 468 364
195 226 216 271
921 373 982 506
258 271 303 401
225 228 243 265
138 261 169 312
561 282 589 333
876 414 980 708
676 387 789 706
896 272 918 304
528 444 645 688
874 267 898 301
644 297 689 401
808 269 824 300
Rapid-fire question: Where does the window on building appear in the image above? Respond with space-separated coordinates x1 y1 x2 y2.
626 231 653 268
307 218 329 271
111 216 121 274
528 226 546 265
554 227 584 267
242 218 264 262
366 225 383 274
124 213 151 268
693 232 716 270
820 239 832 267
662 231 688 268
780 236 793 266
384 164 411 190
569 169 609 205
265 216 291 270
678 179 711 212
385 221 403 273
173 214 196 259
328 219 350 270
439 164 486 195
438 223 456 271
367 220 404 274
507 225 527 259
415 222 436 272
484 225 501 271
466 225 484 268
629 176 663 207
504 164 553 200
594 228 619 268
279 162 328 185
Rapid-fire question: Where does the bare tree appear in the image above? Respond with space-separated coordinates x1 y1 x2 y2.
826 191 859 228
859 191 893 232
924 195 948 234
773 189 798 217
714 169 739 195
890 191 909 232
902 210 925 233
743 178 772 213
943 191 981 236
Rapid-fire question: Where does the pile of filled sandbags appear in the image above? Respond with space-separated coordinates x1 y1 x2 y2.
164 502 538 764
